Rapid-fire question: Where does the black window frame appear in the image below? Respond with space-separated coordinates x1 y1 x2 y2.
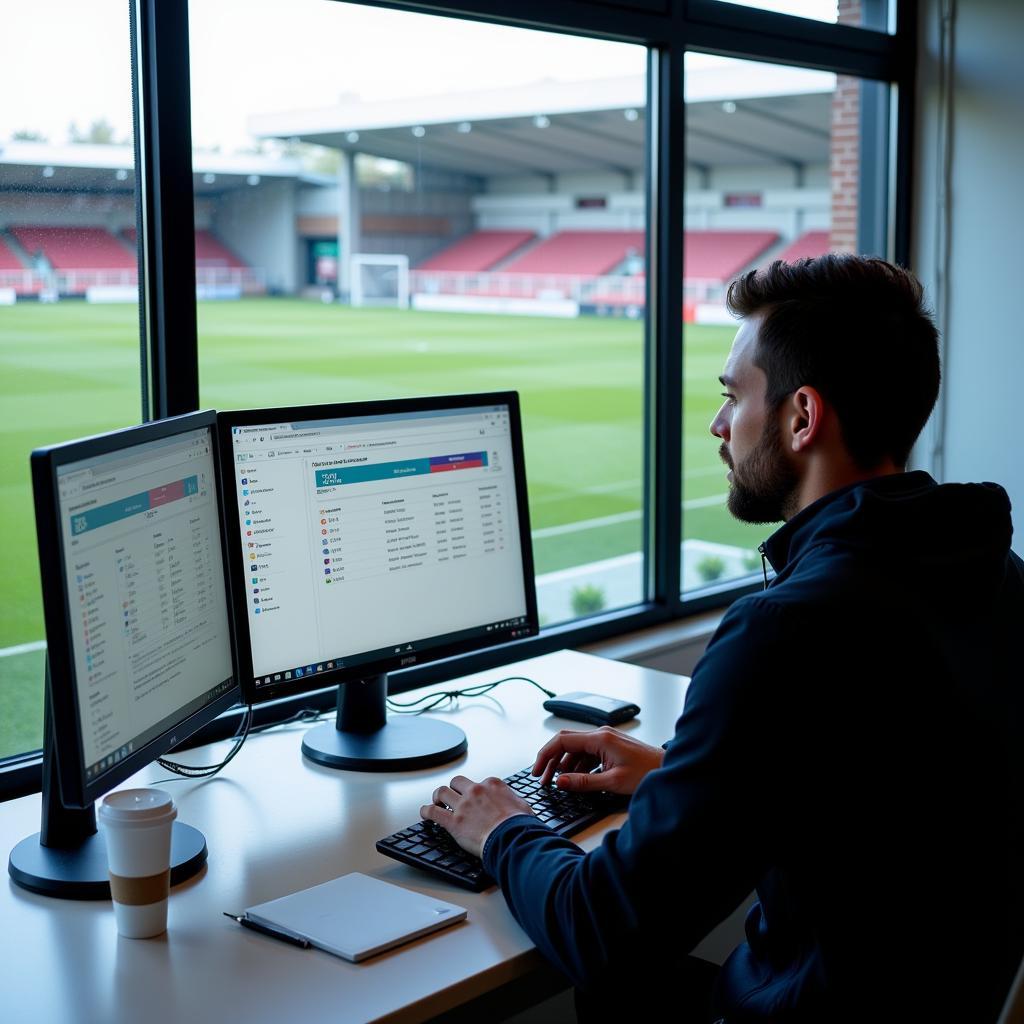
0 0 917 800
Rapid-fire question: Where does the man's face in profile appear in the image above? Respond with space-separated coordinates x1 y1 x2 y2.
710 316 800 525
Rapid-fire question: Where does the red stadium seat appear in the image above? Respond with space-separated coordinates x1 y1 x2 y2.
774 230 830 263
501 230 644 276
10 226 135 270
194 229 247 269
0 236 24 271
121 228 249 268
417 230 535 272
683 230 778 282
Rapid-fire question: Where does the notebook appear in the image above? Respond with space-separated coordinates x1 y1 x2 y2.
244 872 467 963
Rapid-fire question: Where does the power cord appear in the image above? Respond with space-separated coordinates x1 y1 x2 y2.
156 704 254 779
154 676 552 781
385 675 555 715
248 706 326 734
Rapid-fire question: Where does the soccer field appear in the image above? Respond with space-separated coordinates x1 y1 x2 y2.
0 299 763 756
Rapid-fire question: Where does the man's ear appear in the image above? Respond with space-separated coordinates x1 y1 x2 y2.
788 386 826 453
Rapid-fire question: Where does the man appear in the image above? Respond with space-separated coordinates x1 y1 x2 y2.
421 255 1024 1021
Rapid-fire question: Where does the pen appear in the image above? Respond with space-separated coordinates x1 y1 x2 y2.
223 911 311 948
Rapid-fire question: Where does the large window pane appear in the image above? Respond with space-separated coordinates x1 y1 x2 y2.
189 1 648 627
682 53 890 594
0 1 141 759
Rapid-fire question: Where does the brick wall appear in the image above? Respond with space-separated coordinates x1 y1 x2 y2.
830 0 862 252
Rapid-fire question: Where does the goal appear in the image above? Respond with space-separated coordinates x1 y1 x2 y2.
349 253 409 309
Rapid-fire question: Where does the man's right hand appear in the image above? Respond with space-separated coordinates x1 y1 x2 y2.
531 726 666 796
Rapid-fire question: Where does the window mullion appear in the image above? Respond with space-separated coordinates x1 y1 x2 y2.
648 41 685 609
134 0 200 419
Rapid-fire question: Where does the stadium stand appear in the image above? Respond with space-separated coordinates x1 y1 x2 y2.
775 229 830 263
194 229 247 269
501 230 644 276
10 226 135 270
122 228 249 269
683 229 778 283
412 228 792 309
0 235 24 270
417 230 535 272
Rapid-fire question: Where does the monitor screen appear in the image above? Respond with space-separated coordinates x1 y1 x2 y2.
38 414 237 805
221 393 537 703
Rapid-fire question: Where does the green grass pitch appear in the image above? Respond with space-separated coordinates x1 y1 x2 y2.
0 298 765 757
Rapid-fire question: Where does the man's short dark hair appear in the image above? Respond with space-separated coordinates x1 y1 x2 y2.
726 254 941 470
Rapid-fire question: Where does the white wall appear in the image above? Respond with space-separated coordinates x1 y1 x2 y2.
683 187 830 236
296 185 338 217
474 191 645 236
214 180 298 292
913 0 1024 552
685 162 829 191
479 168 828 239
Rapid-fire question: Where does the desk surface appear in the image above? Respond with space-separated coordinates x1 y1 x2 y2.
0 650 689 1024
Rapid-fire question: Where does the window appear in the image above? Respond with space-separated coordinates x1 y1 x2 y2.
681 53 891 593
0 0 912 787
189 1 649 627
0 1 141 760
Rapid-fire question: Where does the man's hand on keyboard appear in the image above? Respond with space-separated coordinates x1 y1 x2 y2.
532 726 665 796
421 776 535 859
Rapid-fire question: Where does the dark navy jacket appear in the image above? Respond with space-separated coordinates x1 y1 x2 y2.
483 472 1024 1020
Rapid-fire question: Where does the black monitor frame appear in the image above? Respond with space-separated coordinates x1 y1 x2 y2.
30 410 240 810
217 391 539 709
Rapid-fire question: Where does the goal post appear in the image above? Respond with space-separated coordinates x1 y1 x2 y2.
350 253 410 309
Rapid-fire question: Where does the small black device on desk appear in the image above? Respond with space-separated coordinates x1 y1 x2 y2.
542 691 640 726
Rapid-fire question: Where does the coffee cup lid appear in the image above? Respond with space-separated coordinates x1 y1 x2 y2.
99 788 176 825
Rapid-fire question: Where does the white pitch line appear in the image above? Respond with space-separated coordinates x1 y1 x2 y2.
684 465 730 480
682 493 729 510
0 640 46 659
533 510 640 539
533 493 727 540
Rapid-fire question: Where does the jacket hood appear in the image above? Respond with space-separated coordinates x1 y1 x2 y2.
762 471 1015 590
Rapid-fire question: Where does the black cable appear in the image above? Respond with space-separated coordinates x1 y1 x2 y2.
248 706 325 734
156 704 253 778
154 676 552 779
385 675 555 715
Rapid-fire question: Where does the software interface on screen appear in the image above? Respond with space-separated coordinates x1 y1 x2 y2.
229 404 530 689
57 428 234 780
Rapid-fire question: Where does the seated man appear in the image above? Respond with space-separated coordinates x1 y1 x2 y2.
422 255 1024 1021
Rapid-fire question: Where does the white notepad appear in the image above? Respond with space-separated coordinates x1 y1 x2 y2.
245 872 467 963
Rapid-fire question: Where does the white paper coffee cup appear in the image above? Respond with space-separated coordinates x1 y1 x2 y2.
98 789 177 938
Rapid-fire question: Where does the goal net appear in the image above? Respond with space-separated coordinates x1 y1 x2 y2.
350 253 409 309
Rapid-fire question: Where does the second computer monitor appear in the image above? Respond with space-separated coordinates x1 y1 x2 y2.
9 412 238 899
218 393 537 770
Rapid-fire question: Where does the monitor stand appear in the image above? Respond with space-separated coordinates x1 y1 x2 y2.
7 666 208 900
302 674 467 772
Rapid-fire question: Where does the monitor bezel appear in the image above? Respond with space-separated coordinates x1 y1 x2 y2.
217 392 539 706
31 410 241 810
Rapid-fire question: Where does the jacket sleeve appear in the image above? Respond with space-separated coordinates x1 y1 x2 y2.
481 596 789 991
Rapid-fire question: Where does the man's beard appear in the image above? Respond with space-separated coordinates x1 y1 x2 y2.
720 415 800 524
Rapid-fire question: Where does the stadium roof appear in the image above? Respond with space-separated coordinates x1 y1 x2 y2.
0 141 328 194
250 66 835 178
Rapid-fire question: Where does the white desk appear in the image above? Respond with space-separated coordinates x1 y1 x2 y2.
0 650 689 1024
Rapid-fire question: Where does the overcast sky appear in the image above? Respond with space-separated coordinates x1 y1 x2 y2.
0 0 838 152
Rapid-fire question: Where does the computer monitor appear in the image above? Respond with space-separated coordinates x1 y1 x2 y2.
8 411 239 899
218 392 538 771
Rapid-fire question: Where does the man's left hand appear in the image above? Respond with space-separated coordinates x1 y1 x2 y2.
420 776 534 859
